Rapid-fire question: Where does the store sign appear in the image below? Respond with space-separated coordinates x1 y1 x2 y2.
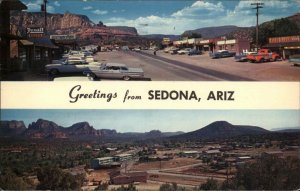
27 27 44 38
269 35 300 44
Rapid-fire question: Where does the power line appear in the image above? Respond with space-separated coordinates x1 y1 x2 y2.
251 2 264 48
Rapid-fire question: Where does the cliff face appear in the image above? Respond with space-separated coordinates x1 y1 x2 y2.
10 11 93 32
0 120 26 136
10 11 138 40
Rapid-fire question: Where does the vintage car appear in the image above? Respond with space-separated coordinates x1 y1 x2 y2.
45 60 100 76
83 63 144 81
210 50 236 59
188 49 202 56
289 55 300 66
177 48 192 55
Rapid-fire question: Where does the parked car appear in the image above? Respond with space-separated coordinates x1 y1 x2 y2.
177 48 192 55
234 52 257 62
170 48 179 55
133 48 141 52
83 63 144 81
45 60 100 76
289 55 300 66
210 50 236 59
188 49 202 56
247 48 280 63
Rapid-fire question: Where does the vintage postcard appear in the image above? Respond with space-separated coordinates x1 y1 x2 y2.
0 0 300 190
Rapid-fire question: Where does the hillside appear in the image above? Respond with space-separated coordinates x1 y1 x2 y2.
171 121 269 140
182 25 239 39
181 12 300 41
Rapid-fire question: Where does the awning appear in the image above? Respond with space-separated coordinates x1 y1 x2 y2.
263 42 300 49
20 39 34 46
0 0 27 10
0 33 25 40
29 37 59 49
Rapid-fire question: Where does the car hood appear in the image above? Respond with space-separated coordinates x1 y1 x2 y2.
127 67 144 73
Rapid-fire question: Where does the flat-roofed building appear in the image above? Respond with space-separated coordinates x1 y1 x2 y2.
90 157 115 169
114 153 133 162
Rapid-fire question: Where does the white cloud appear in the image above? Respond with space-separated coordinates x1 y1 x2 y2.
172 1 224 17
54 1 60 7
26 0 55 13
93 9 108 15
26 0 43 11
83 6 93 10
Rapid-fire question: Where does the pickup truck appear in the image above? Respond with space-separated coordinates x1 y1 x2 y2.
247 49 280 63
83 63 144 81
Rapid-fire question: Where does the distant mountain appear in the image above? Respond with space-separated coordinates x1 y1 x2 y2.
182 25 239 39
0 119 181 140
271 127 300 133
141 34 180 40
171 121 269 140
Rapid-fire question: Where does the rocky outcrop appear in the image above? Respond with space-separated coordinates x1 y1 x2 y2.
0 120 26 136
10 11 138 40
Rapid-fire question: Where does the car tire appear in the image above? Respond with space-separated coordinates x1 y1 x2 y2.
259 58 265 63
123 76 131 81
87 72 96 80
49 69 59 76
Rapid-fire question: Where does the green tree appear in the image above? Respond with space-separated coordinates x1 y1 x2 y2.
0 168 30 190
181 32 202 39
36 166 84 190
94 182 109 191
255 18 299 46
223 155 300 190
199 178 219 190
159 183 187 191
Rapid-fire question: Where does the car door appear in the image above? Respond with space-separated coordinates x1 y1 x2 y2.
60 62 77 73
74 61 89 72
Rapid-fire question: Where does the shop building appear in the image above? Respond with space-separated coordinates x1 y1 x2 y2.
215 39 250 53
263 35 300 59
0 0 27 77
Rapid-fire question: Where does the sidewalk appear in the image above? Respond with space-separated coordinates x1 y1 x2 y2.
1 71 49 81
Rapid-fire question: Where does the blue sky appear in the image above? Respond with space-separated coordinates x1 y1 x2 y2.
20 0 300 35
1 110 299 132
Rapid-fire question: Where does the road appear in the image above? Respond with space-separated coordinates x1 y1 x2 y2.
94 50 300 81
94 51 220 81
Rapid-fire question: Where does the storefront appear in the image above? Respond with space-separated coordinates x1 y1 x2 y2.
263 35 300 59
0 0 27 76
216 39 250 53
50 34 78 58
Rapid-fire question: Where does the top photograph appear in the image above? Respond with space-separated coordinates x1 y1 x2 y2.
0 0 300 81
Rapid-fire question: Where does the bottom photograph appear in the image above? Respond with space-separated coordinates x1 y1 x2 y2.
0 109 299 191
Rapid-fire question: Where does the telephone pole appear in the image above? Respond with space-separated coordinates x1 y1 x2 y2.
251 2 264 49
42 0 48 35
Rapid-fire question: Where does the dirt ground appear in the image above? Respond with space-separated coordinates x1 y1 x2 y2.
131 157 200 171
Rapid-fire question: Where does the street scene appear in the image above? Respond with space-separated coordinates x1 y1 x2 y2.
1 0 300 81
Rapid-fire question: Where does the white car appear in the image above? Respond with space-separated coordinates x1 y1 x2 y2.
46 60 100 76
177 48 192 55
83 63 144 81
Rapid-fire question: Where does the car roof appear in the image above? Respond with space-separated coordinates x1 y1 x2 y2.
103 63 127 67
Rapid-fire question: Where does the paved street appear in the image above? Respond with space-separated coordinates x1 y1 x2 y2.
3 50 300 81
94 50 300 81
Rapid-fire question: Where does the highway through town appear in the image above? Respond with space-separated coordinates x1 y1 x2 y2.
128 51 255 81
